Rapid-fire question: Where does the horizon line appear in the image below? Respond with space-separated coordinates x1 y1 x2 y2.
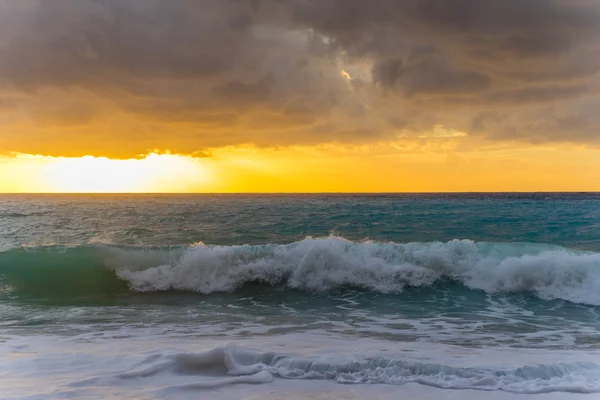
1 191 599 195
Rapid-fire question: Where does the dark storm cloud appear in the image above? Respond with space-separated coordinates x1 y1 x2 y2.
1 0 600 157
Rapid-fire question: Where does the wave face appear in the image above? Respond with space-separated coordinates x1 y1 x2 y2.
117 343 600 394
2 236 600 305
108 237 600 305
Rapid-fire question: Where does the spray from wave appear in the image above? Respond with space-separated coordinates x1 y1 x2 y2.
101 236 600 305
2 236 600 305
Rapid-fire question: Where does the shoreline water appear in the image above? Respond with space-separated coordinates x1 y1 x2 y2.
4 332 600 399
2 194 600 398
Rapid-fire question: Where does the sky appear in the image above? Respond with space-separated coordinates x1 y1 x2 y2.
1 0 600 192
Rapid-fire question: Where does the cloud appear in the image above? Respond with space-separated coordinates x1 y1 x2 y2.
1 0 600 157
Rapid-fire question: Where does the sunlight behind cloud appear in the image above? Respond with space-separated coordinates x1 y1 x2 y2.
1 153 213 193
44 154 213 193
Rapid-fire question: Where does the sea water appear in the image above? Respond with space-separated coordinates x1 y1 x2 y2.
1 193 600 399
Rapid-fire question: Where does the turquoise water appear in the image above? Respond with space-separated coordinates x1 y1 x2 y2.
3 193 600 249
2 194 600 398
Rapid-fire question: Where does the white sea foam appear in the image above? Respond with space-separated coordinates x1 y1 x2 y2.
112 343 600 394
5 333 598 399
99 236 600 305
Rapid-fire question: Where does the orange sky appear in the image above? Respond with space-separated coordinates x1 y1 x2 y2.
2 141 599 193
1 1 600 193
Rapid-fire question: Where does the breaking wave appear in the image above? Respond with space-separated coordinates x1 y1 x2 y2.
2 236 600 305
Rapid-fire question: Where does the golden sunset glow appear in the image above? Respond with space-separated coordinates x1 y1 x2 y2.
0 154 212 193
40 154 212 193
1 1 600 193
1 142 599 193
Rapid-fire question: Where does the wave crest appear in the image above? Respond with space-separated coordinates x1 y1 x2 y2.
98 236 600 305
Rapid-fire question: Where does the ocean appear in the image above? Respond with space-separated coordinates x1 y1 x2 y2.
1 193 600 399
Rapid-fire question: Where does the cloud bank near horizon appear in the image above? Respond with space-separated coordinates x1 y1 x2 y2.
1 0 600 158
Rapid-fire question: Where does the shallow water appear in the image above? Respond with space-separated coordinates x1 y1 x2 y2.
2 194 600 398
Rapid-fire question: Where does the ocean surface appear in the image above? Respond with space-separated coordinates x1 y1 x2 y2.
2 193 600 399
